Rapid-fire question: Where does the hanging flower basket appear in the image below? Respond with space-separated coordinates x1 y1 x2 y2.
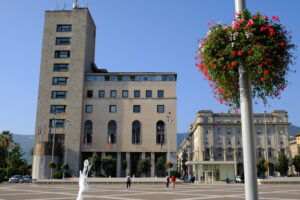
195 9 295 110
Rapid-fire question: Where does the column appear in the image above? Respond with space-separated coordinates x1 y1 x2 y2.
223 148 227 161
234 149 237 176
126 152 131 176
116 152 121 177
101 152 105 175
142 152 145 159
151 152 155 177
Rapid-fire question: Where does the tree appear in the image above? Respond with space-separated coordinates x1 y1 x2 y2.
256 158 266 177
101 155 116 177
88 154 101 176
181 150 188 175
292 155 300 174
121 160 127 176
275 153 289 176
0 131 13 150
156 156 165 177
137 158 151 177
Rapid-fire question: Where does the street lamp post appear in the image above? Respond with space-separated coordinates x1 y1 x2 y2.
167 112 172 177
264 111 270 179
63 120 71 179
50 113 57 179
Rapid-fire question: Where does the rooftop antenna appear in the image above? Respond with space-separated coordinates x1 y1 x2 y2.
55 1 59 10
63 2 66 10
86 2 88 8
73 0 79 9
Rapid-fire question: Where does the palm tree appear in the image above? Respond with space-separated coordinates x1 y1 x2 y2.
0 130 13 177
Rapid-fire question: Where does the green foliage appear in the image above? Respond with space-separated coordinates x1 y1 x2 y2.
52 170 71 179
48 162 56 169
165 162 173 169
292 155 300 173
156 157 165 177
168 170 181 178
88 154 102 176
257 158 266 176
275 153 289 176
137 158 151 176
101 155 116 177
181 150 188 174
196 9 295 110
61 163 69 171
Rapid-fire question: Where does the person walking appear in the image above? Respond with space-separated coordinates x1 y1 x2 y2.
171 176 176 189
166 175 170 188
126 174 131 189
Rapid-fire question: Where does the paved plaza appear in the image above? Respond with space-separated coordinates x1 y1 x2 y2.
0 183 300 200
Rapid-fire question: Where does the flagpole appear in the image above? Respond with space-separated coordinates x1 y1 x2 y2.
235 0 258 199
167 112 172 177
50 112 57 179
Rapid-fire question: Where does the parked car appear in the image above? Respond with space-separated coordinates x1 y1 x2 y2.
9 175 24 183
235 176 242 183
23 175 32 183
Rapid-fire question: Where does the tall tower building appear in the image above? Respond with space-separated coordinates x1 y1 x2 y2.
33 5 177 179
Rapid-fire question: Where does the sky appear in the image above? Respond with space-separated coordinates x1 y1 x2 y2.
0 0 299 135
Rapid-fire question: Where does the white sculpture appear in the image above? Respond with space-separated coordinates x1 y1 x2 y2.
76 159 91 200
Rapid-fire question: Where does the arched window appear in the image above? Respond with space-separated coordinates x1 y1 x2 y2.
156 121 165 145
108 120 116 144
132 120 140 144
84 120 92 144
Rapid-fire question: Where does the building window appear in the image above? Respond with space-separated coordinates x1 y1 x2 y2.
108 120 116 144
237 128 241 134
257 138 262 145
122 90 128 98
227 137 231 145
99 90 105 98
109 76 117 81
132 120 141 144
56 37 71 45
267 138 271 145
227 128 232 134
109 105 116 113
50 105 66 113
86 105 93 113
53 77 68 85
157 105 164 113
49 119 65 128
57 25 72 32
158 90 164 98
217 137 222 144
133 105 140 113
52 91 68 99
54 64 69 71
204 128 209 135
156 121 165 145
267 128 271 135
256 128 261 135
146 90 152 98
49 134 65 144
110 90 116 98
203 117 209 123
237 138 241 145
55 51 70 58
217 128 221 134
84 120 92 144
87 90 93 98
238 149 243 157
134 90 140 98
205 137 209 145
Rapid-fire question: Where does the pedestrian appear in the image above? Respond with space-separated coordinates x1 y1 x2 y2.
171 175 176 189
126 174 131 189
166 175 170 188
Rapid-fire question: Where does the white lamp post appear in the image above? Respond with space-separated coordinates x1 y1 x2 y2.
167 112 172 177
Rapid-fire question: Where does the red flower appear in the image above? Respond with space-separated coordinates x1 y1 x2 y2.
248 50 252 55
260 57 263 61
223 66 226 70
212 35 216 39
261 77 266 82
238 51 243 55
264 70 269 75
280 42 285 46
231 61 237 67
231 51 236 56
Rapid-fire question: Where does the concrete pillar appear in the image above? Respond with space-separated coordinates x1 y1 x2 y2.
101 152 105 175
223 148 227 161
234 149 237 176
126 152 131 176
117 152 121 177
142 152 145 159
205 171 208 184
151 152 155 177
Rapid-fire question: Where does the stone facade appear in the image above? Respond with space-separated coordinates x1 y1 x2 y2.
33 7 177 180
179 110 291 178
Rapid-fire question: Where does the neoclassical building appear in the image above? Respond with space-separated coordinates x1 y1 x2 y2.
179 110 291 182
32 5 177 179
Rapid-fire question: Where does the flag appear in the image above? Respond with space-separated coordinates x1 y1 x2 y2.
37 126 40 136
108 134 111 149
39 126 42 136
44 126 46 135
84 136 87 148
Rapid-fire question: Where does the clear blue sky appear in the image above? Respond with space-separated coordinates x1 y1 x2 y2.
0 0 299 135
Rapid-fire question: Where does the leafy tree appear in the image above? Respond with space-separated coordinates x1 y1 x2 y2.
137 158 151 177
181 150 188 174
156 156 165 177
88 154 101 176
292 155 300 174
0 131 13 150
101 155 116 177
257 158 266 176
275 153 289 176
48 162 56 169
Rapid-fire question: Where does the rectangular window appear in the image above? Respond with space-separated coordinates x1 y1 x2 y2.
55 51 70 58
122 90 128 98
53 77 68 85
237 138 241 145
256 128 261 135
99 90 105 98
227 138 231 145
54 64 69 71
267 138 271 145
87 90 93 98
86 105 93 113
146 90 152 98
257 138 262 145
56 37 71 45
217 128 221 134
50 105 66 113
49 119 65 128
110 90 116 98
227 129 232 134
237 128 241 134
57 25 72 32
109 105 116 113
134 90 140 98
52 91 68 99
109 76 118 81
133 105 140 113
158 90 164 98
157 105 164 113
203 117 209 123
